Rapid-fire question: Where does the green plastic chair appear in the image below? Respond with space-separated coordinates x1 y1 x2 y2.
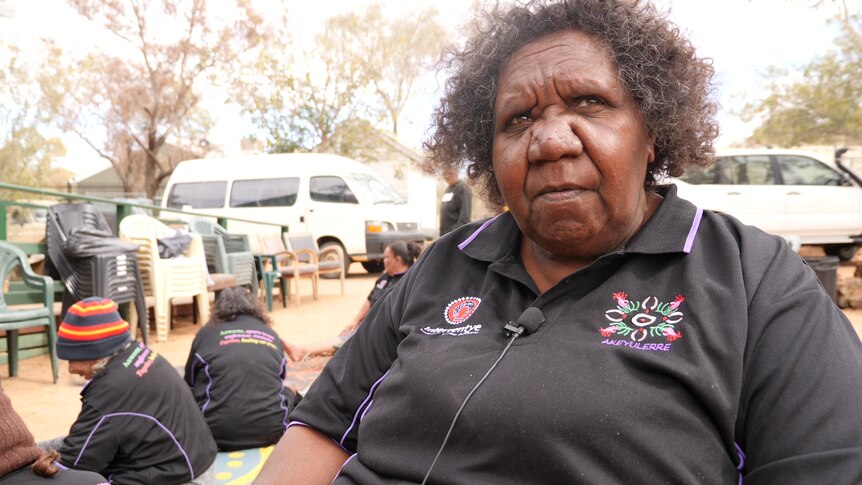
0 242 59 383
188 218 259 297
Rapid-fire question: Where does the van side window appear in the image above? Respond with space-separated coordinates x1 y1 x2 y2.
310 176 359 204
167 181 227 209
230 178 300 207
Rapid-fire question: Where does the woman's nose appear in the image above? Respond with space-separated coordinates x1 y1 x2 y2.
527 116 582 163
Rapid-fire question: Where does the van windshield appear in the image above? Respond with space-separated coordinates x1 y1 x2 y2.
346 173 404 205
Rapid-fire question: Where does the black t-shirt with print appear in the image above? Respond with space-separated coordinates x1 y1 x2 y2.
367 271 405 308
59 343 216 485
184 315 297 451
291 185 862 484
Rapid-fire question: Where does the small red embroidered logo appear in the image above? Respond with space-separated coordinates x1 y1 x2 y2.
444 297 482 325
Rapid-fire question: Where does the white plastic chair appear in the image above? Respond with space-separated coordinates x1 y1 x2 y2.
119 215 210 342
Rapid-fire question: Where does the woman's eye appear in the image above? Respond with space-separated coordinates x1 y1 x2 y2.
507 112 532 126
573 96 605 109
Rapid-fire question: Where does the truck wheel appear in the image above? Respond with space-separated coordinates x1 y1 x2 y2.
320 241 349 278
361 261 385 274
824 244 859 262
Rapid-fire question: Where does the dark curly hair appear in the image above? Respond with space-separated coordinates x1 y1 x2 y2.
424 0 719 206
208 287 272 326
388 240 423 267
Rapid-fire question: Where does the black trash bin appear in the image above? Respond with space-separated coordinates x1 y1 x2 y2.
804 256 840 304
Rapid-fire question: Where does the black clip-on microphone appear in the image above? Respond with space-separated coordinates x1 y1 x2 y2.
420 307 545 485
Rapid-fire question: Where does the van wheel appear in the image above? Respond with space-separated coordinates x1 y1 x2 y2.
320 241 349 278
361 261 385 274
824 244 858 262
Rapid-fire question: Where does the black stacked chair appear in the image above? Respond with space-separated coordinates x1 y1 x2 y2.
46 203 149 344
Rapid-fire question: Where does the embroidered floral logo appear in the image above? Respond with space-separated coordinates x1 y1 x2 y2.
599 292 685 352
444 297 482 325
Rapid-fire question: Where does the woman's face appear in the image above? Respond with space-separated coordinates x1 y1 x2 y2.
383 246 401 275
492 29 655 261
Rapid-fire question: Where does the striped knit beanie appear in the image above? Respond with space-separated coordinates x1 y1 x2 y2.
56 297 131 361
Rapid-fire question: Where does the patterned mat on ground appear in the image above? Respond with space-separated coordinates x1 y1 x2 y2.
284 355 330 391
215 447 273 484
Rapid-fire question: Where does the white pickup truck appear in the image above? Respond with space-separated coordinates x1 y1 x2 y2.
672 148 862 260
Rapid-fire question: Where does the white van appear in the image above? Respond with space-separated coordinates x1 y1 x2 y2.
161 153 425 272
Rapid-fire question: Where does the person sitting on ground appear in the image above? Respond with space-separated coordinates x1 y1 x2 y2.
52 297 217 485
0 381 108 485
184 287 303 451
299 240 423 359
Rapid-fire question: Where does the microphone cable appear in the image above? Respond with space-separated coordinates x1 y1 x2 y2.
419 330 522 485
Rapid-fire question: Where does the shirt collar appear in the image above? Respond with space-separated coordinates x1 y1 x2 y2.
458 184 703 263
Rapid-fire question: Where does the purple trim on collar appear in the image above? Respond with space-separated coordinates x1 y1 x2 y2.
54 461 69 470
288 421 350 453
279 357 289 430
458 213 504 251
340 369 390 446
75 412 195 480
683 207 704 253
332 453 357 485
194 353 213 415
735 442 746 484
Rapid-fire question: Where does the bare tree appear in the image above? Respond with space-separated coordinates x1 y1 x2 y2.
38 0 265 198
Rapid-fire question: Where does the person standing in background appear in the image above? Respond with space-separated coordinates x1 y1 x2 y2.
439 167 472 236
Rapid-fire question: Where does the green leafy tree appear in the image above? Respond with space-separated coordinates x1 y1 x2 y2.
0 41 65 199
236 13 369 154
743 2 862 146
237 3 446 156
331 4 447 135
38 0 265 198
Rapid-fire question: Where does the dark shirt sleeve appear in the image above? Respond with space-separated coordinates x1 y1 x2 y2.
59 402 118 475
290 263 413 452
737 246 862 483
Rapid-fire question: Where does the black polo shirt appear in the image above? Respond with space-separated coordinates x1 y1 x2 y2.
184 315 294 451
292 185 862 484
367 271 405 308
59 343 216 485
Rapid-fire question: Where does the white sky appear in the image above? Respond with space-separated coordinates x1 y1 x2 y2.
0 0 851 179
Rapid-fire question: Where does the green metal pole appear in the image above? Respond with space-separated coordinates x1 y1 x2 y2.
116 203 133 234
0 201 6 240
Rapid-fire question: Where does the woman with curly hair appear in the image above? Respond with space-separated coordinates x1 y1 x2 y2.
258 0 862 483
184 287 302 451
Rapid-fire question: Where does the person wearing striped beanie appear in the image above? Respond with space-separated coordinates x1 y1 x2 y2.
56 297 133 379
53 297 217 485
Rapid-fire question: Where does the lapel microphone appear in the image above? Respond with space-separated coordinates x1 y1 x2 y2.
503 307 546 337
421 307 546 485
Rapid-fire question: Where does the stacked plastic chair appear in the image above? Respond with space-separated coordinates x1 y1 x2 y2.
188 218 258 297
46 203 148 344
119 215 210 342
0 241 58 383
